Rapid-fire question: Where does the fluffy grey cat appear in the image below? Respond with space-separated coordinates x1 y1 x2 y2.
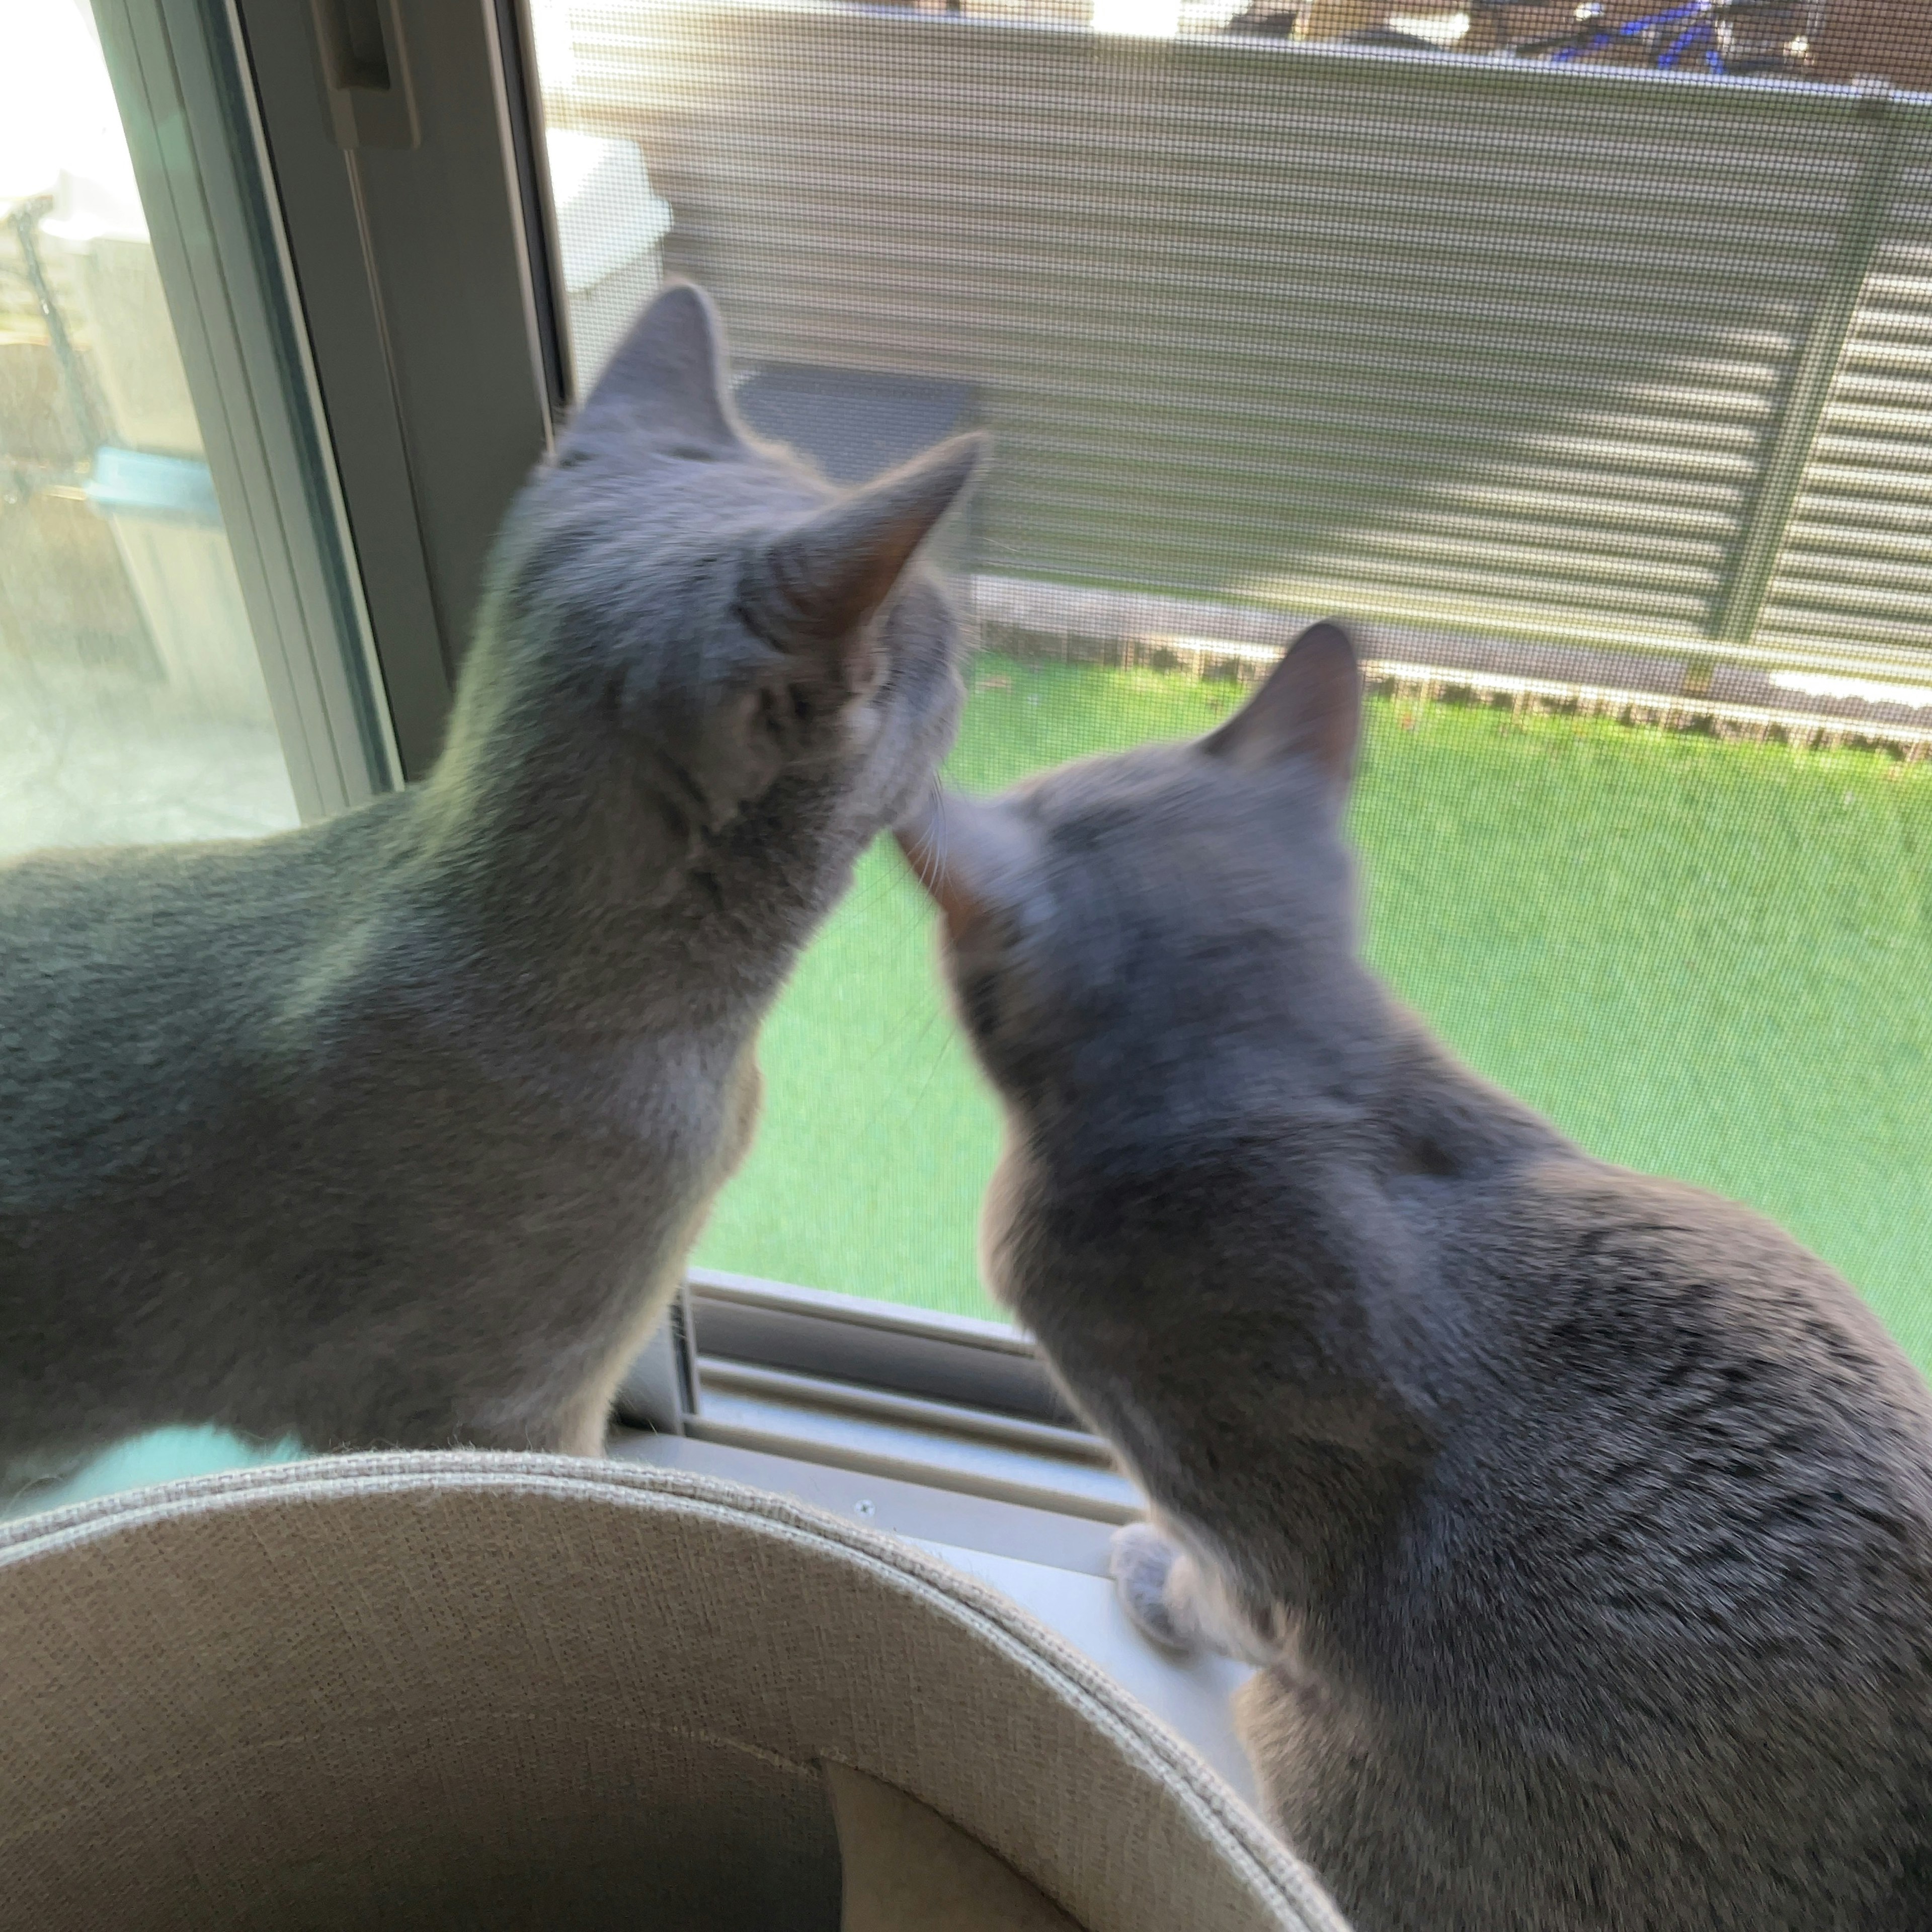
898 622 1932 1930
0 283 980 1493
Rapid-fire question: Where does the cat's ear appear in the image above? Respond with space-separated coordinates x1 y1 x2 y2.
1202 621 1361 791
896 789 1035 938
642 435 983 837
573 281 741 450
755 434 985 656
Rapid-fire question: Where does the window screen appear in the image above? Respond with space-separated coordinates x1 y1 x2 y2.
529 3 1932 1367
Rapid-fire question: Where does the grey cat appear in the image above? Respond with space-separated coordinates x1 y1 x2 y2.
898 622 1932 1931
0 283 980 1494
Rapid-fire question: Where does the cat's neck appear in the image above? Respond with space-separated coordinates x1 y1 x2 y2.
1033 972 1566 1186
1368 1003 1574 1178
353 743 822 1038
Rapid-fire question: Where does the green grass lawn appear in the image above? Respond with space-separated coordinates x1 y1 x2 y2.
697 651 1932 1373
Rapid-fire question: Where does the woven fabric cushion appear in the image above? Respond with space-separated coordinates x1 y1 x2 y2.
0 1453 1347 1931
824 1762 1083 1930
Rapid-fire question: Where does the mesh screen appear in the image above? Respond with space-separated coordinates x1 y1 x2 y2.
531 4 1932 1369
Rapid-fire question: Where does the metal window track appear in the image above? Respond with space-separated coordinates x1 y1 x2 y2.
697 1359 1114 1465
615 1271 1139 1524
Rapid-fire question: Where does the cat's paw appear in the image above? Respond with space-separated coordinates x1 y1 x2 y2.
1110 1521 1195 1655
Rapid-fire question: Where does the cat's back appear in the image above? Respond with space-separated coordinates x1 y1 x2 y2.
0 806 402 1184
1292 1157 1932 1928
0 802 397 985
1448 1155 1932 1528
1401 1160 1932 1773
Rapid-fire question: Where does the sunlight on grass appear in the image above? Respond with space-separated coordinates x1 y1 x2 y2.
698 653 1932 1371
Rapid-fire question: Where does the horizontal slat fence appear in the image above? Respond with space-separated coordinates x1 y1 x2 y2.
553 8 1931 673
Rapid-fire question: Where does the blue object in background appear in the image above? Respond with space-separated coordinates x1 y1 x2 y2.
3 1426 306 1520
85 445 222 528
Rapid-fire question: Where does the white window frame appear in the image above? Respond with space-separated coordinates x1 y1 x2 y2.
92 0 403 817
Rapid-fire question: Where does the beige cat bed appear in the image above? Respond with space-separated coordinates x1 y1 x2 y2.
0 1453 1347 1931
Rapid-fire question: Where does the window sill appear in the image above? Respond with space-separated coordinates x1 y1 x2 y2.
613 1427 1258 1806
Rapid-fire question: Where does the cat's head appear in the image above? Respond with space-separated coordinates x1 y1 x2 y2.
898 623 1371 1139
447 283 983 906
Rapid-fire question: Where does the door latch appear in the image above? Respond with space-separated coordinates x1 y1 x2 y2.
310 0 419 150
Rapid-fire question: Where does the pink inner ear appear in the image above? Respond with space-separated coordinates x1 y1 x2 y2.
760 434 986 661
1202 620 1360 782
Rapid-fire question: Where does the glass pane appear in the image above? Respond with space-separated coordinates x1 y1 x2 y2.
529 5 1932 1364
0 0 298 861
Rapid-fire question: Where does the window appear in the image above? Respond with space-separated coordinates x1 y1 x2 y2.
525 2 1932 1367
0 0 387 858
3 0 1928 1549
